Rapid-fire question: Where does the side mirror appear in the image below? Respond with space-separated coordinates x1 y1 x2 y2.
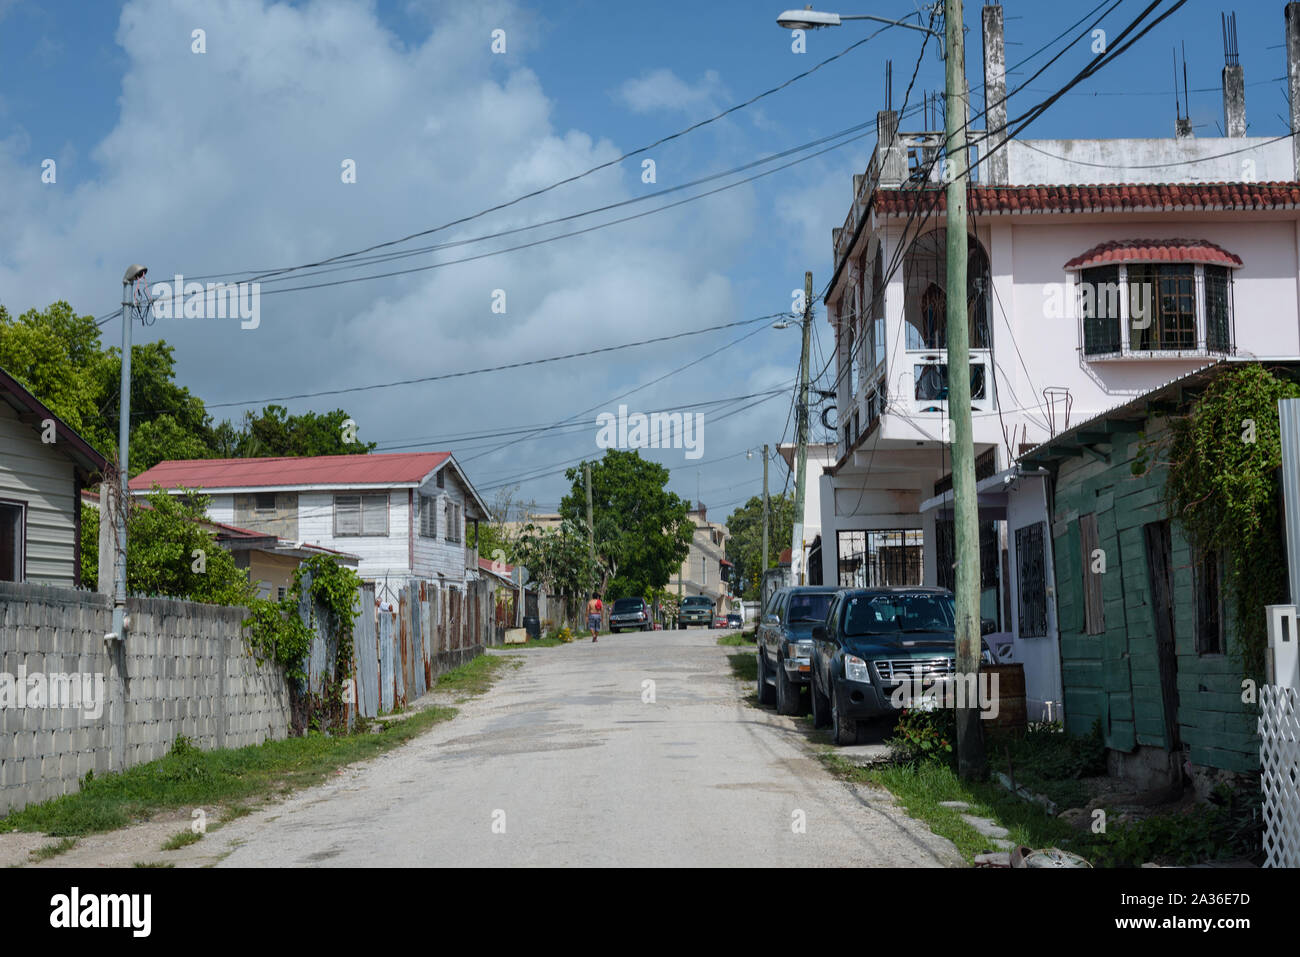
764 614 779 625
812 624 828 642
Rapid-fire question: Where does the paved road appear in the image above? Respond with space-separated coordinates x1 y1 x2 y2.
214 628 960 867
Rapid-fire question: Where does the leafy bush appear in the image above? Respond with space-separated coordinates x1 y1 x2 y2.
1086 785 1262 867
886 707 956 766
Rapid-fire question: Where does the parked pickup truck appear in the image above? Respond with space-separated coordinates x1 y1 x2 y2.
756 586 838 715
809 587 994 745
679 595 715 628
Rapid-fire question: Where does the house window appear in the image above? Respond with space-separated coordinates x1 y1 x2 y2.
444 499 461 543
914 362 987 401
837 529 923 588
1070 242 1239 357
419 494 438 538
1128 263 1196 351
1195 548 1226 655
1078 513 1105 635
1205 266 1232 353
1079 265 1122 355
334 493 388 536
277 586 286 601
254 492 276 511
0 501 24 582
1015 522 1047 638
436 470 445 489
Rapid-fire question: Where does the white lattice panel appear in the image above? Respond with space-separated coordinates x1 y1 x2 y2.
1260 684 1300 868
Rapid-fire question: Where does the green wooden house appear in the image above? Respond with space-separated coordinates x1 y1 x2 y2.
1021 359 1298 792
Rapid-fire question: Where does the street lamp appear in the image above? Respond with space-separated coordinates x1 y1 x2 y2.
775 7 941 36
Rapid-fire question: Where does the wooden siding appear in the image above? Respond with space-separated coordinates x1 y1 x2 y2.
1050 417 1258 772
0 402 78 586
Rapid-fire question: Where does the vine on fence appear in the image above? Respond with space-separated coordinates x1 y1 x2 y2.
1139 364 1300 678
244 554 362 731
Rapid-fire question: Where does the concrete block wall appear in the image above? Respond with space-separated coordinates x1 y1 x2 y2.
0 580 290 815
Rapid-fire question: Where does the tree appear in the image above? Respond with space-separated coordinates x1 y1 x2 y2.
80 487 255 605
725 493 795 599
218 404 376 457
0 302 110 441
558 450 693 600
512 519 599 627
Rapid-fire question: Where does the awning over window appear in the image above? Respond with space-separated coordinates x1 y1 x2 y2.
1064 238 1243 271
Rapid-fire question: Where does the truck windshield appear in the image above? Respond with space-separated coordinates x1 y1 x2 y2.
613 599 643 612
843 593 956 636
785 593 831 623
682 598 712 607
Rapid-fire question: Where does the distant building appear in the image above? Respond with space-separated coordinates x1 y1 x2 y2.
129 452 489 592
673 502 732 612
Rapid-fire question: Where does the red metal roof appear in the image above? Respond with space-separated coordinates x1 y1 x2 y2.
1064 238 1243 270
875 182 1300 216
129 452 451 491
478 556 515 575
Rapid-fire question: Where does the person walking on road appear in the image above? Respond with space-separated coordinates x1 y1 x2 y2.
587 592 603 642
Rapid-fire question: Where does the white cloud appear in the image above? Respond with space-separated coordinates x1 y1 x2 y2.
616 68 725 115
0 0 782 507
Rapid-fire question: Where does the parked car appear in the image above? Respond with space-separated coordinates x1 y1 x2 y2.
712 613 728 628
679 595 715 628
725 613 742 629
809 587 994 745
756 586 838 715
609 597 652 632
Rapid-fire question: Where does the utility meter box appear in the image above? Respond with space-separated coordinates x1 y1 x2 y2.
1266 604 1299 690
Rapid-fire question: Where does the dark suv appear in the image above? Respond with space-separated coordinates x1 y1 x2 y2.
810 587 993 745
679 595 714 628
756 586 838 715
610 597 652 632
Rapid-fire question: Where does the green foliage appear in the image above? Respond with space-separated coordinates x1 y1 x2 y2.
126 487 252 606
724 493 795 598
513 518 600 625
558 450 693 599
1087 784 1262 867
81 501 100 589
886 707 956 766
0 301 108 440
220 403 376 457
1158 364 1300 677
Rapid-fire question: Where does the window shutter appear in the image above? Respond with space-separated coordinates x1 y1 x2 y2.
362 493 388 535
335 495 361 535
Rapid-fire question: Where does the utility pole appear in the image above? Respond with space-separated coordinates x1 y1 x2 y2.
584 461 596 598
108 266 145 642
761 443 770 582
944 0 986 779
790 271 813 587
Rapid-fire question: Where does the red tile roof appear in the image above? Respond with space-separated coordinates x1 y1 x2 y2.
875 182 1300 216
129 452 451 491
1064 238 1243 270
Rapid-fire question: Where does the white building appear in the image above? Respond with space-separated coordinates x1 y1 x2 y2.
129 452 490 595
818 2 1300 718
777 441 834 586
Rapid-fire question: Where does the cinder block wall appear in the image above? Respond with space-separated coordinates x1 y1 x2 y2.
0 581 290 815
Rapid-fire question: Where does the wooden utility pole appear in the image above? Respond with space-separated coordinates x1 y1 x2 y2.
790 271 813 587
584 462 595 591
761 443 770 581
944 0 987 779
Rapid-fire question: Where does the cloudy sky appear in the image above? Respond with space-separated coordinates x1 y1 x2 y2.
0 0 1289 517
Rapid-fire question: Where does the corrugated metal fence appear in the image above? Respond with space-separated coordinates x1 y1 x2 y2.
344 576 502 718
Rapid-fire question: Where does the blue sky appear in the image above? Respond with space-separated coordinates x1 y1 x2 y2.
0 0 1291 517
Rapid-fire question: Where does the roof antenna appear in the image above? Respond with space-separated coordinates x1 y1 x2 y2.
1174 45 1192 137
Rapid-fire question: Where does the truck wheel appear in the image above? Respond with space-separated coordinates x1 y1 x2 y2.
831 685 866 746
811 673 830 728
776 660 802 716
756 650 776 706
